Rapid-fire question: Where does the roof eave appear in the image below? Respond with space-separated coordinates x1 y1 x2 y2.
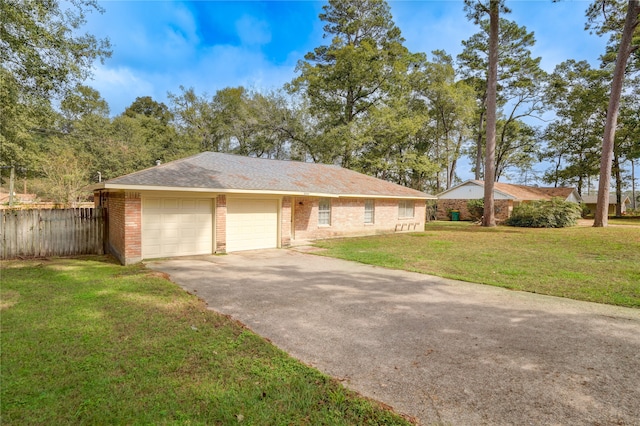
92 183 433 199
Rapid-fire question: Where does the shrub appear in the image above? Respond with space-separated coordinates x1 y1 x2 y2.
506 198 582 228
467 198 484 221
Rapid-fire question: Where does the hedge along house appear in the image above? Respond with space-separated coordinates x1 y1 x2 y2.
436 180 581 221
92 152 436 265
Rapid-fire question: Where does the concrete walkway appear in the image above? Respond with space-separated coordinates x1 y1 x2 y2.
148 249 640 425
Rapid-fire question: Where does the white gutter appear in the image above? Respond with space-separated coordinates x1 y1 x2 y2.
90 183 434 199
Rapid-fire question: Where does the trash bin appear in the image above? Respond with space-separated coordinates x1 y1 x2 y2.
451 210 460 221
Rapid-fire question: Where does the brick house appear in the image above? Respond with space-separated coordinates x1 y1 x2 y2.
436 180 581 221
92 152 435 264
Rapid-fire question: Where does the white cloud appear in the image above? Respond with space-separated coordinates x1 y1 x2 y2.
235 15 272 46
391 2 475 58
90 65 158 114
173 43 295 96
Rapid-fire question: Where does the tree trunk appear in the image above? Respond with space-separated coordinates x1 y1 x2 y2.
614 151 622 216
594 0 640 227
632 159 637 210
475 104 485 180
449 134 463 188
577 175 583 197
482 0 499 227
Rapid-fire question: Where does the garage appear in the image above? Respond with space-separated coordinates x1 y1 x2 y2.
226 198 278 252
142 197 213 259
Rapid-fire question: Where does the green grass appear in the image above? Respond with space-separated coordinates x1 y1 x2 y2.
314 222 640 308
607 216 640 226
0 256 412 425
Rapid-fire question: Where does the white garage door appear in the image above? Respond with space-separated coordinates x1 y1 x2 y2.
142 197 213 259
226 198 278 252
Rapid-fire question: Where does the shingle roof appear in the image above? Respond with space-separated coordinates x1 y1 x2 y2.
581 194 629 205
437 180 580 201
491 181 577 201
100 152 435 199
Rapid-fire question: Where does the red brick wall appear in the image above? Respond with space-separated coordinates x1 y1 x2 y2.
292 197 426 240
105 191 427 263
437 199 513 221
123 192 141 263
215 195 226 253
281 197 291 247
106 192 125 264
103 192 141 265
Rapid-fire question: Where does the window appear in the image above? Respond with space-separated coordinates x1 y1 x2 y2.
398 200 415 218
318 198 331 225
364 199 375 224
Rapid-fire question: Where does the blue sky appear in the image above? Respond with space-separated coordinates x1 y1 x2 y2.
86 1 607 116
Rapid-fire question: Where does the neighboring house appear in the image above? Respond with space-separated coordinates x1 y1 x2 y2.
92 152 436 265
436 180 581 221
581 194 631 216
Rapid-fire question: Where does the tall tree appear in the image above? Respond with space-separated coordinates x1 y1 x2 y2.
464 0 510 227
0 0 111 99
417 50 475 190
289 0 418 168
614 89 640 215
124 96 173 125
169 86 305 160
587 0 640 226
541 60 610 194
0 69 56 170
354 75 436 191
494 119 538 181
168 86 219 153
484 0 499 227
210 87 302 160
458 17 545 181
0 0 111 188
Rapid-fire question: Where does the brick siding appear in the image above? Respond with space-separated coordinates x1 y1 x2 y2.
103 191 141 264
437 199 513 221
102 191 428 264
281 197 291 247
292 197 426 240
105 192 125 263
215 195 227 253
123 192 141 263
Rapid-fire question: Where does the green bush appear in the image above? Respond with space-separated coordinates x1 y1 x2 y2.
467 199 484 221
506 198 582 228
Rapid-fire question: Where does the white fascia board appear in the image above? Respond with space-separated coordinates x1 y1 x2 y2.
97 184 337 197
336 194 436 200
93 183 433 199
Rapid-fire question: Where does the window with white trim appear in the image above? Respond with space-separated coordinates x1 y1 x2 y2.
364 199 375 224
318 198 331 225
398 200 415 218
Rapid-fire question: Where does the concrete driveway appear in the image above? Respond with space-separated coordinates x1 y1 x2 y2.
148 249 640 425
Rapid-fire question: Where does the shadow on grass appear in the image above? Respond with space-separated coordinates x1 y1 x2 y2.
1 256 412 425
150 254 640 426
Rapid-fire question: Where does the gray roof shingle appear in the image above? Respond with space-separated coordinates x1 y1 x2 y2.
582 194 629 205
102 152 434 199
436 180 580 202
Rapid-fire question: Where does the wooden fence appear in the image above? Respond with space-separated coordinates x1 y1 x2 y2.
1 208 106 259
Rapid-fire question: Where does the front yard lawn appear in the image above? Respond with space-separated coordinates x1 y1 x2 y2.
314 221 640 308
0 256 411 425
